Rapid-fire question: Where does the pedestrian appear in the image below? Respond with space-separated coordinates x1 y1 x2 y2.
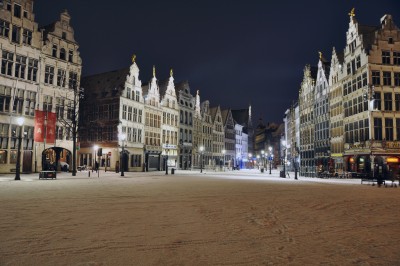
95 161 99 173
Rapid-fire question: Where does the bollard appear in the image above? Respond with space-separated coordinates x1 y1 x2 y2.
88 171 90 177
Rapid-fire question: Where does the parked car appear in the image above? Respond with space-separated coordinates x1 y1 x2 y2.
59 162 69 172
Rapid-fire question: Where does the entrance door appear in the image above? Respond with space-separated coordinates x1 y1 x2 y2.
22 151 32 173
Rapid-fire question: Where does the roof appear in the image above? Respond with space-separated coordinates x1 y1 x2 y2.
220 109 229 125
231 109 249 126
310 66 318 80
358 24 379 53
81 68 129 99
322 60 331 80
175 80 190 96
157 79 169 97
337 51 344 65
209 106 218 122
40 22 56 41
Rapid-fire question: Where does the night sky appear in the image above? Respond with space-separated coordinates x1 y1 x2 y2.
34 1 400 124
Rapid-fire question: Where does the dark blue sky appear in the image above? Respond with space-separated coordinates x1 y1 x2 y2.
35 0 400 123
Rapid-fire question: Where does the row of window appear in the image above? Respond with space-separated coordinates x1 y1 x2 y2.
162 112 178 126
122 126 143 143
126 87 141 102
145 131 160 146
145 113 161 128
346 55 361 76
372 118 400 141
51 45 74 63
344 119 370 143
381 51 400 65
0 86 36 116
162 129 178 145
55 97 74 120
212 144 224 154
1 50 38 81
180 128 192 143
0 19 32 45
85 104 119 122
44 65 78 89
82 126 116 142
180 110 193 126
0 1 28 20
122 105 143 123
343 72 368 96
372 71 400 86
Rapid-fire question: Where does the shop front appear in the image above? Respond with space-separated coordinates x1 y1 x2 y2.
145 145 162 171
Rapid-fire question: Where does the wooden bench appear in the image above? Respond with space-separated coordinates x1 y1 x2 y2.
39 171 57 179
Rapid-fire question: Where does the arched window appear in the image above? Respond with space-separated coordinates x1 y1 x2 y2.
60 48 66 60
52 45 57 57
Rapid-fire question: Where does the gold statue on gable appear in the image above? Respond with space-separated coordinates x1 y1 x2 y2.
348 8 355 17
132 54 136 63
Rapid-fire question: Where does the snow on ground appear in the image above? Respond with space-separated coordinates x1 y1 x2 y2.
0 169 399 265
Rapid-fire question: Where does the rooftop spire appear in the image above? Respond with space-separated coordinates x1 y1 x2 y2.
132 54 136 63
195 90 201 117
348 8 355 18
170 68 173 77
318 51 322 60
153 65 156 78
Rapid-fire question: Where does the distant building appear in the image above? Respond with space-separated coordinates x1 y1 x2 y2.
314 55 331 174
299 65 317 177
210 105 224 168
175 81 194 169
234 123 244 168
231 106 253 167
328 48 345 173
159 71 179 170
142 67 163 171
221 109 235 169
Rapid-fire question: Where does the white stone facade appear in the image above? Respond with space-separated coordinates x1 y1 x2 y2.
0 1 82 173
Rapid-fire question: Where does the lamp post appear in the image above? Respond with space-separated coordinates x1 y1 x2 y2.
165 141 169 175
200 146 204 173
118 133 126 177
269 146 272 175
282 140 286 177
93 145 98 173
222 149 226 171
14 117 24 180
261 150 265 172
248 153 252 169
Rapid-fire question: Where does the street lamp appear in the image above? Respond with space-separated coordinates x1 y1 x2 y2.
200 146 204 173
118 133 126 177
282 140 286 177
165 140 169 175
248 153 252 169
93 145 98 172
261 150 265 171
269 146 272 175
14 116 24 180
222 149 226 171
